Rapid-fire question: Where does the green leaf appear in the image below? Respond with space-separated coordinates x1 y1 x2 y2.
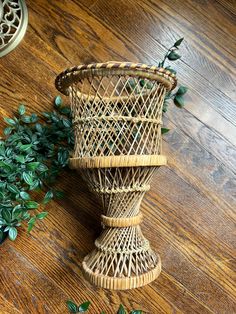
176 86 188 96
58 149 69 166
7 184 19 194
12 205 23 218
15 155 25 163
43 190 53 204
30 113 38 123
165 66 176 75
29 179 40 191
59 106 71 116
174 37 184 47
35 123 43 133
174 95 185 108
20 144 32 152
4 117 16 126
167 51 181 61
62 119 71 128
23 172 34 185
78 301 91 312
117 304 126 314
22 211 30 220
36 212 48 220
66 300 78 313
4 127 13 135
161 128 170 134
27 217 36 233
0 161 12 172
37 163 48 172
0 229 6 244
54 95 63 108
2 208 11 223
0 218 7 226
21 115 32 123
26 162 40 171
20 191 31 200
0 191 4 200
162 100 168 113
8 227 18 241
25 201 39 209
139 79 145 87
18 104 26 115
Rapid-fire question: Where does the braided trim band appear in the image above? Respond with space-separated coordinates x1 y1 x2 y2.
55 61 177 94
69 155 167 169
101 213 143 227
73 115 162 125
94 185 150 194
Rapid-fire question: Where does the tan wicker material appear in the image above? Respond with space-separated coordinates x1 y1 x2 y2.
69 154 167 168
55 61 176 290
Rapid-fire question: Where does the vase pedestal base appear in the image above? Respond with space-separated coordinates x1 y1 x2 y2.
82 254 161 290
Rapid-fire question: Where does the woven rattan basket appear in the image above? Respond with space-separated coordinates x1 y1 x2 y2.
56 61 176 290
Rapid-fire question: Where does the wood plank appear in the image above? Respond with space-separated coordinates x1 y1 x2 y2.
216 0 236 16
162 126 236 213
141 0 236 84
165 107 236 174
6 202 184 314
75 0 236 143
0 295 22 314
157 0 236 58
0 246 68 314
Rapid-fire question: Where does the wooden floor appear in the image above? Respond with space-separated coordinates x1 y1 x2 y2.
0 0 236 313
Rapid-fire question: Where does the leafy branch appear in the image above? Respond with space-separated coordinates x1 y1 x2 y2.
159 37 184 68
0 97 74 242
159 37 188 134
66 300 142 314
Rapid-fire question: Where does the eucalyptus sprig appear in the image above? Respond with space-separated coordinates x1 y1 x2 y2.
66 300 142 314
159 37 184 68
159 37 188 133
0 96 74 243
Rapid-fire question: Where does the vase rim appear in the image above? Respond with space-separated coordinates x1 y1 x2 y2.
55 61 177 95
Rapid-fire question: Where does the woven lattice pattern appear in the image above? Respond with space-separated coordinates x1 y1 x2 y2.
84 226 158 278
81 166 155 217
56 62 175 289
81 166 158 278
70 75 165 157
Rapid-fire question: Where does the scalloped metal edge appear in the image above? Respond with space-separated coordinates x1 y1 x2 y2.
0 0 28 57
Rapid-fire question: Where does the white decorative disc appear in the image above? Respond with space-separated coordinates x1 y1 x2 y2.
0 0 28 57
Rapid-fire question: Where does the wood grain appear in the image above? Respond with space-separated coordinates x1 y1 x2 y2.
0 0 235 313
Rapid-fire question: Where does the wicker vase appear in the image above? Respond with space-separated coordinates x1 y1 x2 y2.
55 62 176 290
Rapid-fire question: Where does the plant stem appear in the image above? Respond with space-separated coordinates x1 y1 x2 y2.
160 46 173 67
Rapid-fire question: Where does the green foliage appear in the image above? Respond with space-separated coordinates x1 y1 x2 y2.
78 302 91 312
158 38 188 114
66 300 142 313
174 37 184 47
117 304 126 314
167 50 181 61
66 300 91 313
174 95 185 108
0 98 74 243
161 128 170 134
67 300 78 313
176 85 188 96
128 38 188 134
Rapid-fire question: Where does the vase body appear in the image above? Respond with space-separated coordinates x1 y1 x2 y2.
56 62 176 289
